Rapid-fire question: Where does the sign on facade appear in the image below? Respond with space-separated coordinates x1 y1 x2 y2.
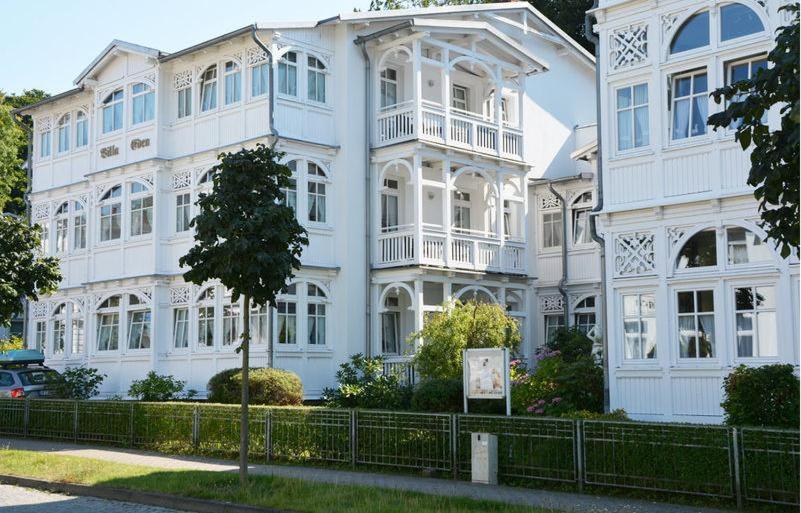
463 347 511 415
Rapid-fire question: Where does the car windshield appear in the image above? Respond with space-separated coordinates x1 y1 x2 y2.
18 369 62 386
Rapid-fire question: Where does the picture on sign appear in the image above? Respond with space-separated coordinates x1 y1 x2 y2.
465 348 506 399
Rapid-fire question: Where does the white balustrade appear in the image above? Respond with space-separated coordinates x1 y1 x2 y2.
377 230 415 266
377 101 415 145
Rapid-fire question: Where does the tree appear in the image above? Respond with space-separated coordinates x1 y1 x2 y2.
410 299 521 380
0 215 61 326
367 0 594 51
179 143 307 484
708 5 799 257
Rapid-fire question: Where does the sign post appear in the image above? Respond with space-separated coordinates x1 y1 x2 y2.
463 347 511 416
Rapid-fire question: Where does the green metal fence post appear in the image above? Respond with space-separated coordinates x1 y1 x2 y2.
575 420 584 493
350 409 357 468
23 398 29 436
265 409 272 462
192 405 200 450
450 414 458 479
129 402 135 447
73 401 79 442
732 427 743 509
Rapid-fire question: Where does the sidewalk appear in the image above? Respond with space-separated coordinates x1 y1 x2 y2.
0 438 735 513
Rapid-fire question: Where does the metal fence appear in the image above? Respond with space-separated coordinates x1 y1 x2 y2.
0 398 797 508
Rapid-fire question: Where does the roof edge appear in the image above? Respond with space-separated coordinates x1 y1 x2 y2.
11 87 85 116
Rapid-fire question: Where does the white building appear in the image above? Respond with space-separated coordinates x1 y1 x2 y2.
590 0 799 422
18 2 599 397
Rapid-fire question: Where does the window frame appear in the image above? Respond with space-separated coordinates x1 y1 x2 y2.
306 162 328 224
451 84 469 112
541 210 562 250
102 89 124 134
543 313 564 344
196 287 216 350
199 65 218 113
614 83 649 152
278 51 298 98
675 288 717 360
131 82 155 125
57 114 70 154
452 190 472 233
75 111 89 148
96 296 121 352
223 60 242 106
98 185 123 243
129 181 154 238
172 307 190 350
307 55 327 104
175 192 191 233
733 284 778 359
251 62 269 99
126 295 152 351
669 68 709 142
40 129 51 158
380 67 398 109
621 292 657 361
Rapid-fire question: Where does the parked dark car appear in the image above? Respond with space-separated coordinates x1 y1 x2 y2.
0 350 63 399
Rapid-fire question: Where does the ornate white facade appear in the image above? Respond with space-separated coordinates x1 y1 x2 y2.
20 3 598 397
592 0 799 422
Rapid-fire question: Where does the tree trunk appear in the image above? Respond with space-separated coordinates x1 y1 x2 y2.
239 294 250 486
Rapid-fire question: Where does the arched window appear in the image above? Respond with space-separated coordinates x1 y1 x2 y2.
54 202 69 253
127 294 151 350
307 162 327 223
72 201 86 250
51 303 67 355
574 296 596 335
50 302 83 356
197 287 215 348
200 65 218 112
278 51 298 96
282 161 298 211
198 169 215 185
131 83 155 124
224 61 241 105
276 283 297 345
307 283 327 346
720 3 764 41
670 11 710 54
222 291 240 347
57 114 70 153
129 181 153 237
97 295 121 351
76 111 88 147
677 225 774 270
572 192 593 245
99 185 122 242
102 89 124 133
307 56 326 103
725 226 772 265
676 228 717 269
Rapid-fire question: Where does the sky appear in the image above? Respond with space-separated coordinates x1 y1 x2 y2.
0 0 372 95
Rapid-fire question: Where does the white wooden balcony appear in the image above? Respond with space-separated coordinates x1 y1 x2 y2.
376 227 526 274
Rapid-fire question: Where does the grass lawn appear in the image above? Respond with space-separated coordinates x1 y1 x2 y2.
0 449 556 513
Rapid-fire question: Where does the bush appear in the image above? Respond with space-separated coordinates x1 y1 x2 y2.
411 300 521 381
722 364 799 428
56 366 105 400
411 378 463 412
322 354 412 409
128 371 185 401
207 367 303 405
0 335 24 352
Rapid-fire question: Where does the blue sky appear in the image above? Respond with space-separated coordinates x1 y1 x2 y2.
1 0 372 95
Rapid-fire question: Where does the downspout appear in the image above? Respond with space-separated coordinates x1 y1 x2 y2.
548 183 569 328
12 112 34 348
585 5 610 413
357 40 373 358
251 26 279 368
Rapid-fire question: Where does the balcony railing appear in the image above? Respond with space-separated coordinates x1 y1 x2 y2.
376 101 523 160
376 227 526 274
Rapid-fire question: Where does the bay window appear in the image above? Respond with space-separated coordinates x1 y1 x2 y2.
616 83 649 151
249 304 269 345
75 111 88 147
735 286 777 358
54 202 69 254
276 284 297 345
131 83 155 124
200 65 218 112
222 301 240 346
72 201 87 250
278 52 298 97
622 293 656 359
96 295 121 351
127 294 151 350
307 162 327 223
224 61 241 105
197 287 215 348
283 161 297 211
307 56 326 103
176 192 191 233
671 70 708 140
57 114 70 153
542 211 562 249
307 284 327 346
130 182 153 236
173 307 189 349
251 62 269 98
102 90 124 133
99 185 122 242
40 130 51 158
677 290 715 358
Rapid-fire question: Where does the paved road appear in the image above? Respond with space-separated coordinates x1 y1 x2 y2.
0 484 185 513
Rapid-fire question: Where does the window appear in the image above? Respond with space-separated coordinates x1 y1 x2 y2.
282 161 297 211
72 201 86 250
251 62 269 98
307 56 326 103
197 287 215 348
670 11 710 54
276 301 297 344
131 83 155 124
572 192 593 245
726 56 768 128
34 321 47 351
176 192 191 232
39 223 49 254
198 169 215 185
726 227 772 265
452 191 471 232
127 301 151 350
222 302 240 346
102 90 124 133
574 296 596 335
0 372 13 387
173 308 189 349
677 228 717 269
735 286 777 357
381 312 400 354
616 83 649 151
307 284 327 346
380 68 398 108
54 202 69 254
451 84 468 111
224 61 241 105
249 304 269 345
544 314 564 343
381 178 399 231
278 51 298 96
40 130 51 158
130 182 153 236
178 86 192 118
623 293 656 359
677 290 715 358
307 162 327 223
71 314 84 355
76 111 88 147
671 71 708 140
720 3 763 41
99 185 122 242
57 114 70 153
52 305 66 355
200 65 218 112
97 296 121 351
542 211 562 249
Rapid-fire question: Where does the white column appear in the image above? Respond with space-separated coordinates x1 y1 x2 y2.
494 66 503 157
443 159 452 267
412 39 422 138
496 171 504 241
370 283 381 357
441 48 450 145
413 154 423 265
413 279 424 351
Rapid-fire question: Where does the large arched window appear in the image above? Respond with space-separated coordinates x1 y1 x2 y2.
98 185 122 242
574 296 596 335
200 65 218 112
129 181 153 237
720 3 764 41
197 287 215 348
676 225 775 270
670 11 710 54
676 228 717 269
307 55 327 103
127 294 151 350
307 162 328 223
96 295 121 351
725 226 772 265
307 283 328 346
54 202 69 254
102 90 124 133
572 191 593 245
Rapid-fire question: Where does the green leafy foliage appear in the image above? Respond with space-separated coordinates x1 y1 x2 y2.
56 366 106 400
0 335 24 352
708 5 799 257
511 328 603 416
207 368 303 405
322 354 412 409
721 364 799 428
411 300 521 381
0 215 61 325
128 371 186 402
410 378 463 412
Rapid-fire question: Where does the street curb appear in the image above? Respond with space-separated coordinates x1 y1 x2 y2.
0 474 298 513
